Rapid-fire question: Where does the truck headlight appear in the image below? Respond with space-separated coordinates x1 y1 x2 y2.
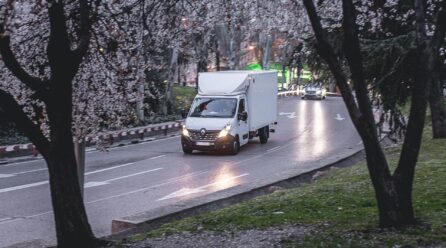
316 90 322 94
182 125 190 137
218 124 231 138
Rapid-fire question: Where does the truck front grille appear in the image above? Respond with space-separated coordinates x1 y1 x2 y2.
189 130 220 141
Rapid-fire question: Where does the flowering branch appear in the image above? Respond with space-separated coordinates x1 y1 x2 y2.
0 23 49 100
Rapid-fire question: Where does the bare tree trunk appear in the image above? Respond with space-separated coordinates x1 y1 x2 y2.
136 80 145 123
163 46 179 115
74 139 86 196
429 79 446 138
262 34 272 70
0 1 104 246
301 0 446 228
46 117 96 247
215 40 221 71
281 63 286 89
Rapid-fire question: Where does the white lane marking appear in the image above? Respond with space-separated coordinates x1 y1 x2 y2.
16 168 47 175
0 174 15 178
157 187 206 201
0 181 48 194
17 154 272 217
85 181 110 188
157 173 249 201
27 211 52 218
2 159 42 167
334 113 345 121
0 218 18 225
356 140 363 145
3 132 297 212
279 112 296 119
267 146 281 152
0 217 12 222
85 163 134 175
0 211 54 226
84 168 163 189
150 155 166 160
85 169 210 204
105 168 163 182
99 136 179 152
0 162 157 193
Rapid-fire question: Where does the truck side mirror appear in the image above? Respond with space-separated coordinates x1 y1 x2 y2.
181 109 188 119
238 111 248 121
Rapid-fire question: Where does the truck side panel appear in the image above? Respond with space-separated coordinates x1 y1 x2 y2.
247 72 278 131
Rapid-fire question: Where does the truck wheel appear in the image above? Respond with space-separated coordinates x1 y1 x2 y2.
182 146 193 154
259 126 269 144
229 138 240 155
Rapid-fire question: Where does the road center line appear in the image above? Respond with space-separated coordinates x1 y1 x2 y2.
0 181 48 194
2 159 42 167
0 162 154 193
103 167 163 183
267 146 281 152
85 170 209 204
0 174 15 178
0 217 12 222
85 163 135 175
150 155 166 159
16 168 47 175
157 173 250 201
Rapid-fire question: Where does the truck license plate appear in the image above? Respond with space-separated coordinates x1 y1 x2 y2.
196 142 211 146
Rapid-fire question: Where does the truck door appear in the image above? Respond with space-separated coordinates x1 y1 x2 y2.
237 98 249 146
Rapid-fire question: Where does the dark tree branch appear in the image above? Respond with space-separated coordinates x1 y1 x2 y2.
393 0 431 191
0 24 49 99
413 0 428 46
301 0 362 124
47 0 72 70
73 0 91 63
341 0 380 138
0 89 50 159
431 0 446 52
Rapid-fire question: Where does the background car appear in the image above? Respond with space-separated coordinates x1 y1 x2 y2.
301 82 327 100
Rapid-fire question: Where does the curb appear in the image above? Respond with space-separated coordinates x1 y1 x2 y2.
108 145 367 239
277 90 300 97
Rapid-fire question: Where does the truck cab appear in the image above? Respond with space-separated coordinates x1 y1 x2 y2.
181 71 277 155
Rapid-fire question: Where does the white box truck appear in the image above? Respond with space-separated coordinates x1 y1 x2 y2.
181 71 278 154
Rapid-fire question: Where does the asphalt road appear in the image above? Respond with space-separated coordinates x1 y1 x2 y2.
0 96 362 247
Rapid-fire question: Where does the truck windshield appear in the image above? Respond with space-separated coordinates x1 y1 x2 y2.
189 98 237 118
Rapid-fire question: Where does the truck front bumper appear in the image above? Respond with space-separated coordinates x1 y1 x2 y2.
181 135 236 152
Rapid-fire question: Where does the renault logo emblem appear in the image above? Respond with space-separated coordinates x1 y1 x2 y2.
200 128 206 136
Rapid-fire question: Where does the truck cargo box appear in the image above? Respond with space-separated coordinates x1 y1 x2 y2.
198 71 277 131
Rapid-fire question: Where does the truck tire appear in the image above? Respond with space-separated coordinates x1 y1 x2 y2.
229 138 240 155
182 146 193 154
259 126 269 144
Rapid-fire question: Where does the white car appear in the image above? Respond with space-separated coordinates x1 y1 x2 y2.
301 83 327 100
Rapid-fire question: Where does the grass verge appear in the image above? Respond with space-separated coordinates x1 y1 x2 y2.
121 124 446 247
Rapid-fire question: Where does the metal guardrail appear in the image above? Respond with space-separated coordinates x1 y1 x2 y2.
0 121 184 159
